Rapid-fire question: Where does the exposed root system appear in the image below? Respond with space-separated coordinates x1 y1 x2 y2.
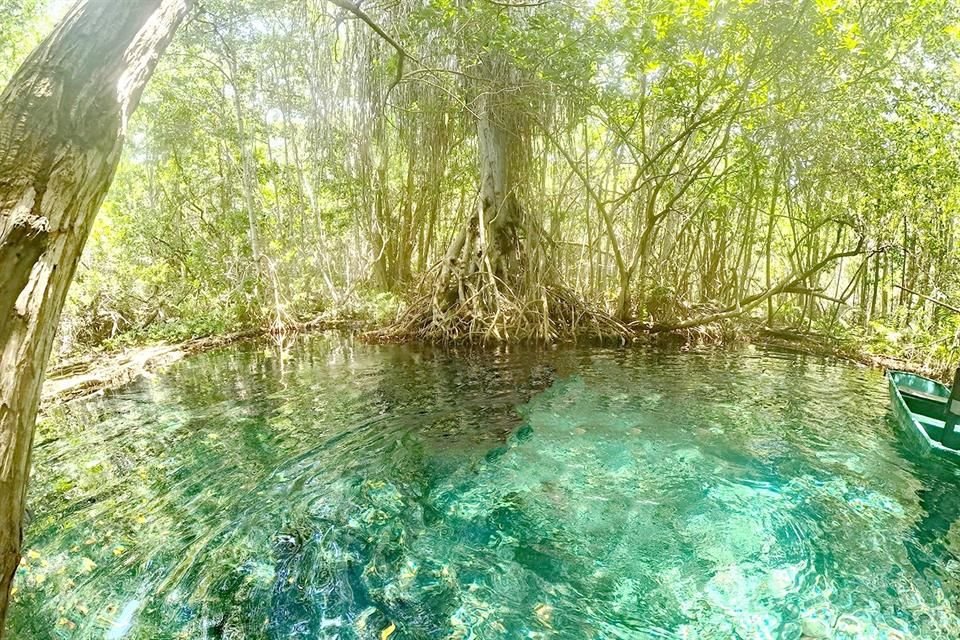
373 280 633 344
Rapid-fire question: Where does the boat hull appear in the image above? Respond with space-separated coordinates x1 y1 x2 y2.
886 370 960 461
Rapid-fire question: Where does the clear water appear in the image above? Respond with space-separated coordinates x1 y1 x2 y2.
8 335 960 639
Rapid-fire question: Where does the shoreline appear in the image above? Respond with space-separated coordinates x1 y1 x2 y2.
41 321 951 409
41 330 263 406
41 316 362 406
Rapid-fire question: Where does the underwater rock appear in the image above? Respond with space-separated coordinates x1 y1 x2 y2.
533 603 553 627
800 607 836 638
833 614 864 635
765 566 799 599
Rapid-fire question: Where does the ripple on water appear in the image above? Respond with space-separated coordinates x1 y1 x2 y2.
7 338 960 639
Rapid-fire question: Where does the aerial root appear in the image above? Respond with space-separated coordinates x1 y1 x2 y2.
371 280 634 344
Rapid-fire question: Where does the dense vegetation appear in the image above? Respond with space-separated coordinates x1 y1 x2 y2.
5 0 960 366
1 0 960 634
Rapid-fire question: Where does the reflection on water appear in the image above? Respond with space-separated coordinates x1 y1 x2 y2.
7 335 960 639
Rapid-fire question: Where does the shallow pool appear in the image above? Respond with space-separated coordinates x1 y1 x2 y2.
7 336 960 638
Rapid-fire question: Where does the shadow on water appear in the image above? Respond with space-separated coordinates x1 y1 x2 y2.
7 335 960 639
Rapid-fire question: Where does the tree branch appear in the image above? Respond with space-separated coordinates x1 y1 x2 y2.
648 239 865 332
326 0 410 91
895 285 960 315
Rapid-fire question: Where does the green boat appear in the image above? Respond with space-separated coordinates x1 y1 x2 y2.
887 369 960 459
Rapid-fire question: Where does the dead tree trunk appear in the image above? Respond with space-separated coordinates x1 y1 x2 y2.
0 0 190 628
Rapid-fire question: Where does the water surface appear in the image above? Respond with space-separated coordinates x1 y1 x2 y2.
8 336 960 639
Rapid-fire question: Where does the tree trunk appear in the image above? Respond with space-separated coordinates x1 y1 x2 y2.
881 252 890 316
228 60 262 273
0 0 190 629
475 90 522 283
632 190 659 317
764 172 781 328
439 85 522 302
396 146 416 285
616 267 634 321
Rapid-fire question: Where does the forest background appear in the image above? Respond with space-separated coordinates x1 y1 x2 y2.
4 0 960 373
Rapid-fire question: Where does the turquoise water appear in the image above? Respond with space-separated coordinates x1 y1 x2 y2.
7 336 960 639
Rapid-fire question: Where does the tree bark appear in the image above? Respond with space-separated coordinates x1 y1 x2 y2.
228 58 263 273
475 89 522 283
764 163 782 327
438 82 523 304
0 0 190 629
